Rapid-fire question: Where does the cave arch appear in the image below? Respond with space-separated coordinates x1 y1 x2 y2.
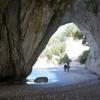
0 0 100 81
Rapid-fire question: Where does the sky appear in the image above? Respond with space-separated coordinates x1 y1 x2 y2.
65 37 89 60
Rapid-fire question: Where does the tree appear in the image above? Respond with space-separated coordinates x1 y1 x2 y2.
43 43 66 60
59 54 71 64
79 50 89 64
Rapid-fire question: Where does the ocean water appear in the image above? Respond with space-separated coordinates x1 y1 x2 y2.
26 65 97 86
26 68 63 84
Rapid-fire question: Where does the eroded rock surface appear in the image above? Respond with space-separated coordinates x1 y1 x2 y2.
0 0 100 81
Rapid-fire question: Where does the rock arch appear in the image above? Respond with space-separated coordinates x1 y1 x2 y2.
0 0 100 81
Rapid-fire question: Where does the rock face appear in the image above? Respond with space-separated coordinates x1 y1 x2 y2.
0 0 100 81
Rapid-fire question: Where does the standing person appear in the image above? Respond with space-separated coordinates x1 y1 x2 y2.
64 64 67 72
66 62 70 72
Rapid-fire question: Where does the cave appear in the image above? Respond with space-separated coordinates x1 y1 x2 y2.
26 22 90 84
1 0 100 100
0 0 100 82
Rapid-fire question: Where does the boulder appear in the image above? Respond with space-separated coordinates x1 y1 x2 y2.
34 77 48 83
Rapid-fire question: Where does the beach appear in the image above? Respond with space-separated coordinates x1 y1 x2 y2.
27 64 97 88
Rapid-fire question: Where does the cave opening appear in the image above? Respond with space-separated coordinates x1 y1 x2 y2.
26 22 97 86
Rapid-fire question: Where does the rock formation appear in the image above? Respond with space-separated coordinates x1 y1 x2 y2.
0 0 100 82
34 77 48 83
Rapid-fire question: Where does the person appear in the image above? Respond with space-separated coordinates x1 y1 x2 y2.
66 62 70 72
64 64 67 72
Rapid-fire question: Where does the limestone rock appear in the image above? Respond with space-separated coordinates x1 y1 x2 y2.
0 0 71 81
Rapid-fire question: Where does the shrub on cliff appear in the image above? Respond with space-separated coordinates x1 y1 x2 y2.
79 50 89 64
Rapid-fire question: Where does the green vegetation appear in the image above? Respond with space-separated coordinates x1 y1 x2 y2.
42 23 86 64
47 23 84 45
60 54 71 64
43 43 66 60
79 50 89 64
43 43 71 64
59 23 83 40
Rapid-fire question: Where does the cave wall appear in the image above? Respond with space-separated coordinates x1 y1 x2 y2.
60 0 100 76
0 0 73 81
71 0 100 76
0 0 100 81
